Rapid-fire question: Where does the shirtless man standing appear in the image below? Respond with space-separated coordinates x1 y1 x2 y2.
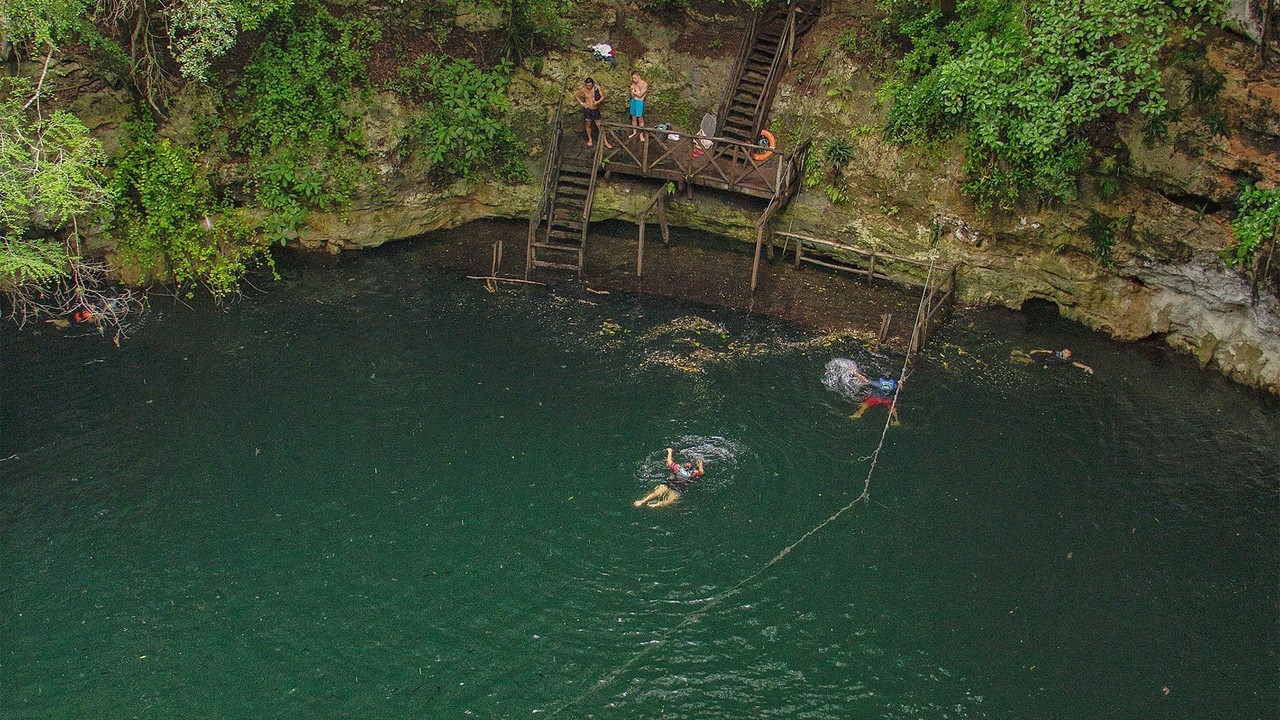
627 71 649 140
575 77 610 148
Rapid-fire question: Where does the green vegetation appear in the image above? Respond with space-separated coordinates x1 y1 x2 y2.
0 77 106 296
169 0 296 80
0 0 92 49
110 121 272 299
1085 211 1118 268
881 0 1220 210
804 135 855 206
236 0 379 239
1227 183 1280 269
488 0 571 61
394 56 524 181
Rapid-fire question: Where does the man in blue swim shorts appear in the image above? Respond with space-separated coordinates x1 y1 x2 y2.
627 71 648 141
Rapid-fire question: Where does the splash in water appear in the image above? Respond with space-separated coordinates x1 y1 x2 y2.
634 434 746 492
822 357 870 400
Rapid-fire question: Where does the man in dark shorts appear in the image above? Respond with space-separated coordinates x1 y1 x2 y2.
634 447 704 508
575 77 610 148
1028 347 1094 374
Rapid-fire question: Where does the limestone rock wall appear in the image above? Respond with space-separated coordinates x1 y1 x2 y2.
18 1 1279 391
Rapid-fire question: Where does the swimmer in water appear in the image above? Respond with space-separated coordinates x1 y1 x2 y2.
850 368 902 426
633 448 704 508
1028 347 1094 374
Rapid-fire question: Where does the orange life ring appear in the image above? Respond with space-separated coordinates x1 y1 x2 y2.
751 130 776 162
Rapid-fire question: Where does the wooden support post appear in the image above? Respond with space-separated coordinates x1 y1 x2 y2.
877 313 892 351
794 234 803 268
751 226 765 293
657 195 670 245
867 253 876 284
637 216 646 277
788 10 796 65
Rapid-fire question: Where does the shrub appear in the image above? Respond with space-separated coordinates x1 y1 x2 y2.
881 0 1220 210
235 0 379 239
400 56 524 181
110 122 272 299
1226 183 1279 269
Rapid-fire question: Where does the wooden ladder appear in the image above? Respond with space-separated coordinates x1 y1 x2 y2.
716 0 822 144
527 108 597 277
530 162 592 273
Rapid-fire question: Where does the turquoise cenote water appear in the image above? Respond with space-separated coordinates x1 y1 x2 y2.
3 240 1277 719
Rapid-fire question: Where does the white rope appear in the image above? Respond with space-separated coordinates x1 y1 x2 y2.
548 253 942 715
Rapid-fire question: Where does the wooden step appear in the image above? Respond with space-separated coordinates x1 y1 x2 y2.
547 229 583 241
534 240 581 251
531 259 581 271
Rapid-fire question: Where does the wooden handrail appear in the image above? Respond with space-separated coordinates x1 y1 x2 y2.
777 231 943 272
752 3 798 138
716 10 760 136
595 122 793 198
527 98 566 277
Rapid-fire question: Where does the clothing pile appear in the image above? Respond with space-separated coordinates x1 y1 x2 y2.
590 43 616 66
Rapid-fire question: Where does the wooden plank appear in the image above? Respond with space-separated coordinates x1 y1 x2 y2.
799 256 896 281
774 231 935 269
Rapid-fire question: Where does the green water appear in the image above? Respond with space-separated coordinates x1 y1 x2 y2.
3 240 1277 719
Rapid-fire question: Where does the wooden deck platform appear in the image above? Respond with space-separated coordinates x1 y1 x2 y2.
556 121 800 201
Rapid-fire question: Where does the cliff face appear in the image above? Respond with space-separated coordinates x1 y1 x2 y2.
40 1 1280 392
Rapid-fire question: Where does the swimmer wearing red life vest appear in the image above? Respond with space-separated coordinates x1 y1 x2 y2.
633 448 704 508
850 367 902 426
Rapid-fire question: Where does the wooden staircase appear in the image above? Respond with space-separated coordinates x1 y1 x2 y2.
526 99 600 277
717 0 822 144
529 160 592 273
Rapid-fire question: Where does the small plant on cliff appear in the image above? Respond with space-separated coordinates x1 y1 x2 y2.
110 121 273 300
1084 211 1118 269
488 0 571 61
1226 182 1279 298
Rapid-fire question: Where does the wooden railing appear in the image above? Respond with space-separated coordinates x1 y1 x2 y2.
715 10 761 134
526 99 565 277
776 230 959 356
750 138 811 290
634 183 672 277
909 264 958 357
752 2 802 139
592 122 800 200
